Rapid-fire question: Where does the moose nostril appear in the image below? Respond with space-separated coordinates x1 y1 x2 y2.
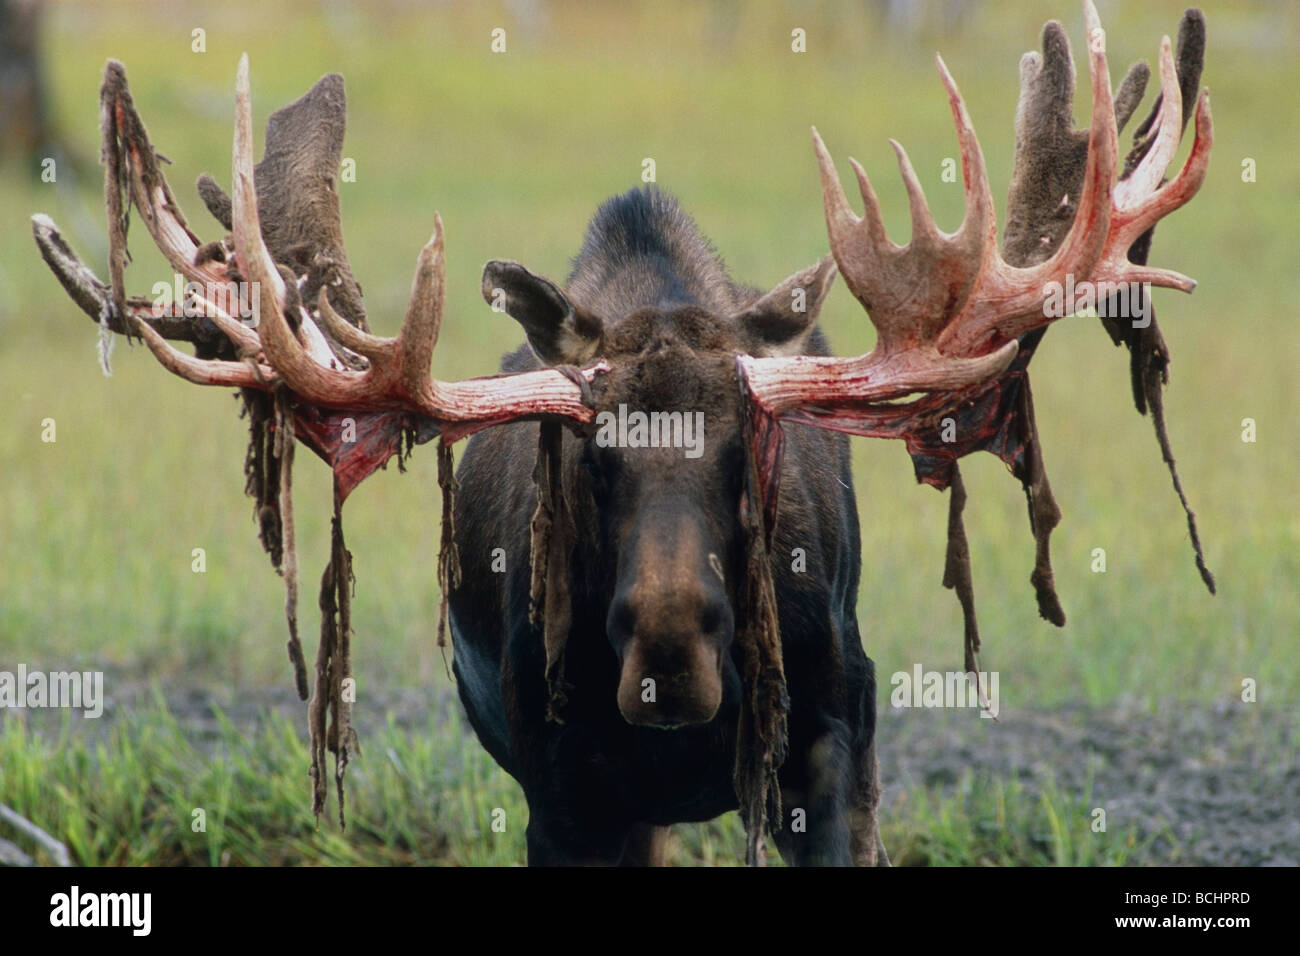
609 598 637 638
700 600 724 635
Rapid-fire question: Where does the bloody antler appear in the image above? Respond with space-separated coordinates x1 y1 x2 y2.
735 1 1215 730
33 55 609 828
739 0 1211 428
36 57 606 475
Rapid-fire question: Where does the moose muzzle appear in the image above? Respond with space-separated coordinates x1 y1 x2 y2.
607 514 733 729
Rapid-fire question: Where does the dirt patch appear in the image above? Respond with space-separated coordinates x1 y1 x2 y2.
877 698 1299 866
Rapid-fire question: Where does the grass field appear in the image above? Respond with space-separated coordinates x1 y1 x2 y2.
0 0 1296 866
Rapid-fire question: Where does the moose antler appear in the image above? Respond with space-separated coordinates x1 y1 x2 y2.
33 55 609 828
734 1 1215 754
35 57 606 476
739 0 1210 427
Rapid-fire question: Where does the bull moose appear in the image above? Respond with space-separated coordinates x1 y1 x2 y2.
33 0 1213 865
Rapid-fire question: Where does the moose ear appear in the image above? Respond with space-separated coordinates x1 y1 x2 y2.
735 255 837 357
482 260 604 366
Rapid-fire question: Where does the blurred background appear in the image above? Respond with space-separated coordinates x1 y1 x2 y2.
0 0 1296 865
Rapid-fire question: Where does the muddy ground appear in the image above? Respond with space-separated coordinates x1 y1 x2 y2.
876 698 1298 866
8 672 1297 866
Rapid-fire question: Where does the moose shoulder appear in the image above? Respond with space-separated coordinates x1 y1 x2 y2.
450 188 885 866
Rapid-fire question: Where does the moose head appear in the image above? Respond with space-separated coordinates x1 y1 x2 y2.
482 207 837 728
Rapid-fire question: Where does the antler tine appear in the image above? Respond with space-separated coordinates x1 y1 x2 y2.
131 316 277 387
1120 35 1183 204
100 62 228 297
317 287 391 361
1050 0 1118 266
888 139 940 248
1162 87 1213 219
812 128 885 265
115 142 272 392
397 217 445 402
182 286 262 352
1110 34 1212 251
1070 0 1120 255
1098 97 1212 294
1094 29 1213 295
845 158 891 249
935 55 996 254
232 56 285 331
232 55 353 407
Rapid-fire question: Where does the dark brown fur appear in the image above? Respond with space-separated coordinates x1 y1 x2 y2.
450 188 883 865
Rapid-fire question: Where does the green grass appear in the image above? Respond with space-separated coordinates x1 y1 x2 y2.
885 770 1163 867
0 695 1151 867
0 692 531 866
1 0 1296 865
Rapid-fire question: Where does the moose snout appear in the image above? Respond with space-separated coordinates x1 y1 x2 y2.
609 588 732 729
